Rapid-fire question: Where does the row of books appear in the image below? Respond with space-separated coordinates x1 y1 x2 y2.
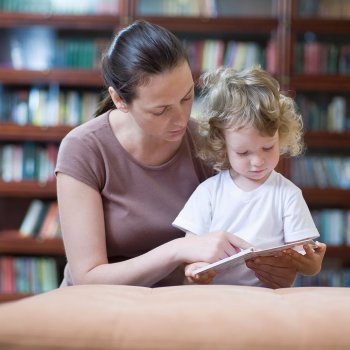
289 156 350 189
55 37 109 70
297 95 349 132
0 84 99 127
0 0 119 15
183 39 276 74
295 267 350 287
297 0 350 18
0 256 58 294
0 27 109 70
19 200 61 239
3 87 348 131
295 40 350 74
0 30 277 74
0 143 57 183
137 0 274 17
312 209 350 246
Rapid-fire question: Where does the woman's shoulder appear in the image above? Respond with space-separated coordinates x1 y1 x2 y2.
58 111 112 170
64 111 110 141
56 112 111 190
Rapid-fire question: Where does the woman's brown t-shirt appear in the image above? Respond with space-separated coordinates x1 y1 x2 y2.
55 111 211 286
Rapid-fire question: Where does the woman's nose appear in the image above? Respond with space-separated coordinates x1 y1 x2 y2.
173 105 189 126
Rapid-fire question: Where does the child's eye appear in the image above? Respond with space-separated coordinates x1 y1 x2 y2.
263 146 273 151
237 151 248 156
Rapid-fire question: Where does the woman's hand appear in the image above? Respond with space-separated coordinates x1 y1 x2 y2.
180 231 253 264
280 241 327 276
180 231 253 284
184 262 217 284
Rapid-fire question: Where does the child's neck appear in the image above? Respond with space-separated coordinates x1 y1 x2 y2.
229 169 272 192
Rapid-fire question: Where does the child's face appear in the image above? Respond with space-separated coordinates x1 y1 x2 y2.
224 125 280 188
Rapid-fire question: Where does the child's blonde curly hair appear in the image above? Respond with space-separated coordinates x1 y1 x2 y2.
197 66 304 171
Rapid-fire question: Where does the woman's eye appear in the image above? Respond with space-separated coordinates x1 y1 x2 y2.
153 111 165 116
152 108 167 116
182 95 193 102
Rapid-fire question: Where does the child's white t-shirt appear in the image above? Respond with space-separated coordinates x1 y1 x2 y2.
172 170 319 286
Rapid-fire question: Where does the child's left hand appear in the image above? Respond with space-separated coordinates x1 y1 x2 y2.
184 262 217 284
280 241 327 276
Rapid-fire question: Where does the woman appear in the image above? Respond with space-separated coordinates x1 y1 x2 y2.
56 20 297 288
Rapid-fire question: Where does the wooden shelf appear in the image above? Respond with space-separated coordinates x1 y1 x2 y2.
0 181 57 198
0 230 64 255
292 18 350 34
0 67 103 86
305 131 350 149
0 12 120 30
325 246 350 262
0 123 72 142
0 293 32 303
290 75 350 92
134 16 278 33
302 188 350 208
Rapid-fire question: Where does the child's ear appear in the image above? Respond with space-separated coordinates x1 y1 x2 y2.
108 87 128 112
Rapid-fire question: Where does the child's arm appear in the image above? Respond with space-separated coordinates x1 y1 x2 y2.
281 241 327 276
184 262 217 284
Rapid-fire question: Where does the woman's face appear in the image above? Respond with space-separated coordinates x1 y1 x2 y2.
127 61 194 143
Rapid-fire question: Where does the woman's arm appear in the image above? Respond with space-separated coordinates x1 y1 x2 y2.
57 173 244 287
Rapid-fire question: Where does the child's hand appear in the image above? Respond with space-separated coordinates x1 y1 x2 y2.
281 241 327 276
184 262 217 284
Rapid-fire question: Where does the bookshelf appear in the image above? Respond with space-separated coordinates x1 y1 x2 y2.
0 0 126 301
287 0 350 287
0 0 349 297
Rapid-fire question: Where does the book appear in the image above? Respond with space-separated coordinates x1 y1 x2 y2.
19 199 47 237
192 238 318 276
38 202 60 239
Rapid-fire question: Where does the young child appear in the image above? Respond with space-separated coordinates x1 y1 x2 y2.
172 66 326 286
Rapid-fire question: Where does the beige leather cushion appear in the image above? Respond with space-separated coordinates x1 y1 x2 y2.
0 284 349 350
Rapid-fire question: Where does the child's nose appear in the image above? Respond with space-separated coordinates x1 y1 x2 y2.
251 155 264 167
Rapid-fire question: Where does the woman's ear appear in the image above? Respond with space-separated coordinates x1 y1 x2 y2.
108 87 128 112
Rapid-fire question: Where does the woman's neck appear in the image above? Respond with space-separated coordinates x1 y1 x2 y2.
108 110 183 166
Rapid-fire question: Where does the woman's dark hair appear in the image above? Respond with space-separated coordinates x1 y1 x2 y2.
94 20 189 116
